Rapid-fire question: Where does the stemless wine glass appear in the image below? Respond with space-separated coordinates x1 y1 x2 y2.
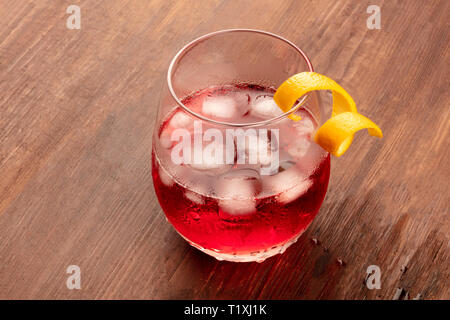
152 29 330 262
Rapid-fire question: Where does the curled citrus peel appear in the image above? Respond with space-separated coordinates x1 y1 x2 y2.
273 72 382 157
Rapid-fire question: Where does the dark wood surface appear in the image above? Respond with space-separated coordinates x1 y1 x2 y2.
0 0 448 299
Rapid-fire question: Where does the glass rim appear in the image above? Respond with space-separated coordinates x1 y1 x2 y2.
167 28 314 128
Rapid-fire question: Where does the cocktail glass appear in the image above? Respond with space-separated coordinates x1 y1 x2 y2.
152 29 330 262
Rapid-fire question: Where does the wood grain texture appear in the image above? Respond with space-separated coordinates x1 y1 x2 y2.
0 0 448 299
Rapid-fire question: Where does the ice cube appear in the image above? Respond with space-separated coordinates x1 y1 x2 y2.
189 141 233 172
159 125 174 149
286 139 311 159
262 166 311 204
216 169 261 197
233 91 251 116
159 127 173 149
169 110 193 128
159 111 194 150
283 110 325 175
184 190 205 205
235 130 276 167
219 198 256 215
250 96 283 118
215 169 261 215
292 111 315 135
249 133 273 166
277 178 312 204
202 96 236 119
158 165 174 187
295 141 327 175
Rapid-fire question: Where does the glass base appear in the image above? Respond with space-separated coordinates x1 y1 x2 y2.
183 233 303 263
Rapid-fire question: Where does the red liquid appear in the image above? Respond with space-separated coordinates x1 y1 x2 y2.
152 84 330 256
152 154 329 253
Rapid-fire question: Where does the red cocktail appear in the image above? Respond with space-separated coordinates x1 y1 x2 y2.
152 30 331 262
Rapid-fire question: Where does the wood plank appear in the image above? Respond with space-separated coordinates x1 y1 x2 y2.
0 0 448 299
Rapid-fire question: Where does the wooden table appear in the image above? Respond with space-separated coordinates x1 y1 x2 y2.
0 0 448 300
